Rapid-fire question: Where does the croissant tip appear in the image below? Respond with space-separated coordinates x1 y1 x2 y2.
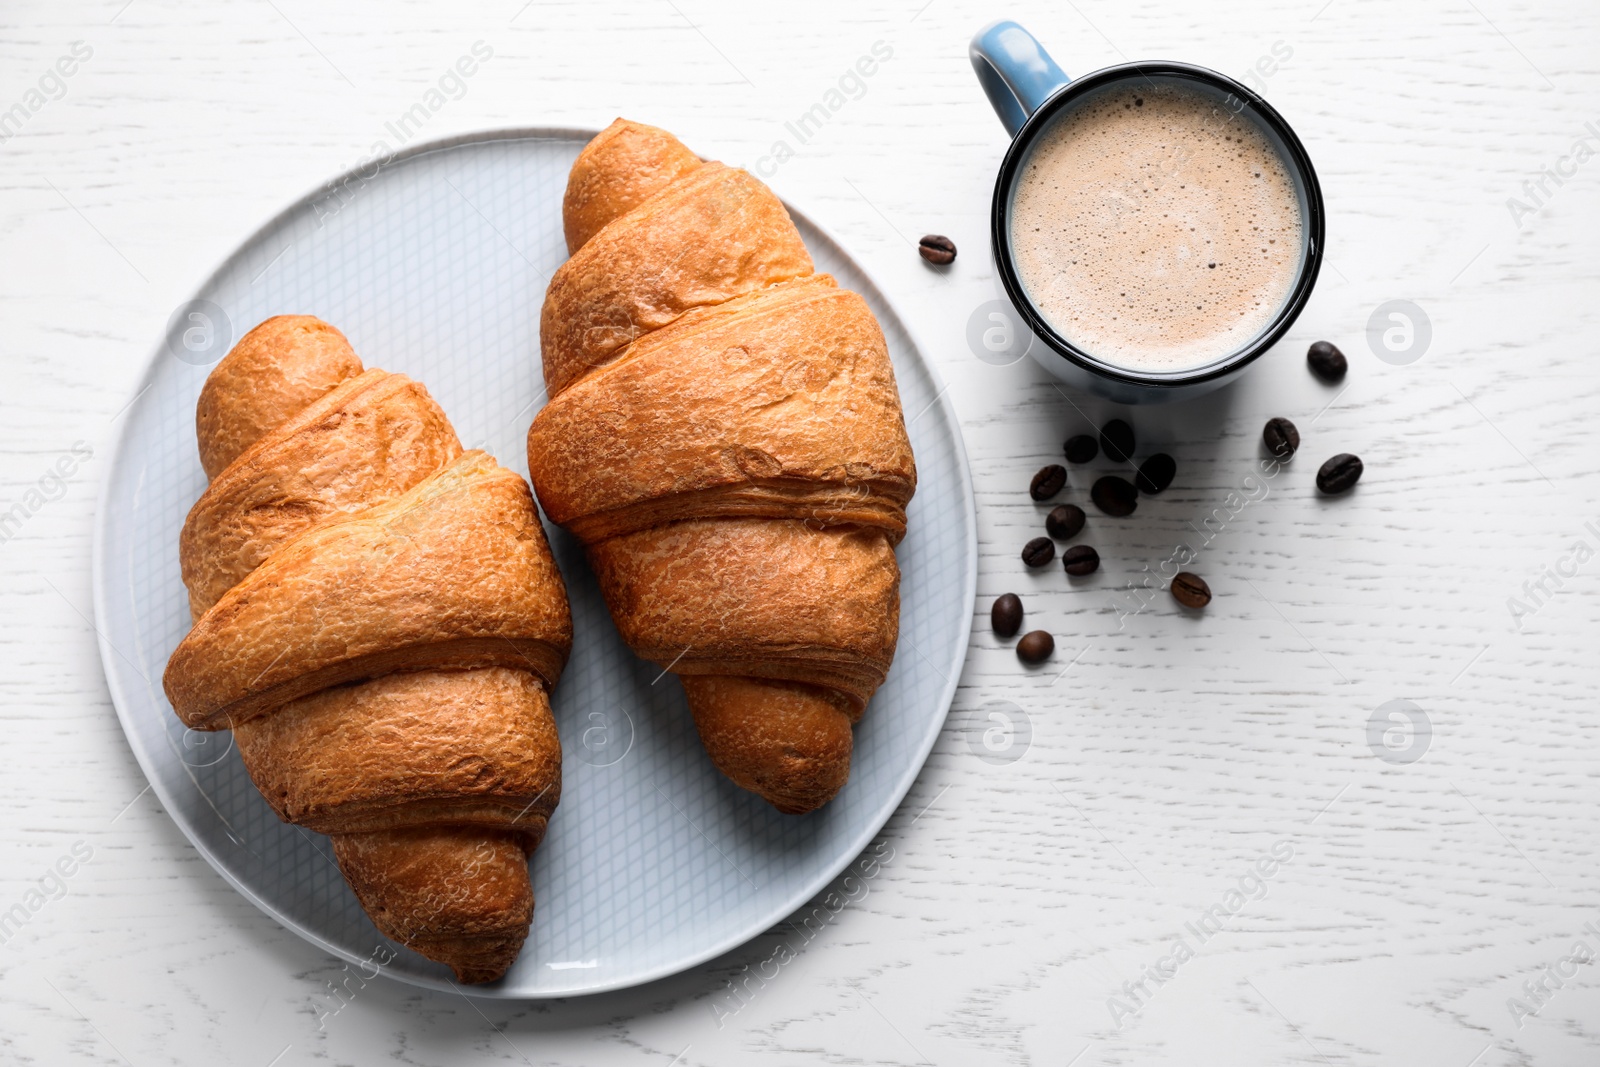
767 792 837 816
433 932 529 984
449 962 512 985
678 676 857 815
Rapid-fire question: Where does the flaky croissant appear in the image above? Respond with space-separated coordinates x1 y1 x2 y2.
527 119 916 814
163 315 571 983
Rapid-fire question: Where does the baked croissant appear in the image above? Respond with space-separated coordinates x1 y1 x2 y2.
527 119 916 814
163 315 571 983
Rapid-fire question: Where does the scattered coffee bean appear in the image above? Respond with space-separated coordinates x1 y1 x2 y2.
1171 572 1211 609
1307 340 1347 382
1100 419 1136 462
1135 453 1176 494
918 234 957 265
1062 545 1100 576
1046 503 1086 540
1022 536 1055 567
1064 434 1099 463
1017 629 1055 663
1029 463 1067 501
1263 417 1300 458
1090 475 1138 517
991 593 1023 637
1316 453 1363 494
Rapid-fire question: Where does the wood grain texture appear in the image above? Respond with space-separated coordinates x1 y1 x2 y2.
1 0 1598 1064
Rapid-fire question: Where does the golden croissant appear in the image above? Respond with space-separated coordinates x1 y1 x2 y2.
163 315 571 983
527 119 916 814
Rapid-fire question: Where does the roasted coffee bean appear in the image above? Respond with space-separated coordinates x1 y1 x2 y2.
991 593 1023 637
1062 544 1100 576
1171 572 1211 609
1135 453 1176 494
1064 434 1099 463
1030 463 1067 501
1090 475 1138 517
1307 340 1347 382
918 234 957 265
1046 503 1086 540
1317 453 1363 493
1099 419 1136 462
1022 536 1055 567
1017 629 1055 663
1263 417 1300 458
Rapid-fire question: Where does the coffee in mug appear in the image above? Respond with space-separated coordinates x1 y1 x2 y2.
972 22 1325 403
1008 81 1305 372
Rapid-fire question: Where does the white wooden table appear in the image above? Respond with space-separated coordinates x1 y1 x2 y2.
4 0 1598 1063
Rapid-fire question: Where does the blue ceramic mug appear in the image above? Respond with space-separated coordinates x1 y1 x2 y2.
970 20 1325 404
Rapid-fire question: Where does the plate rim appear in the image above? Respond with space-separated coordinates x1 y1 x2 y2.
91 124 977 999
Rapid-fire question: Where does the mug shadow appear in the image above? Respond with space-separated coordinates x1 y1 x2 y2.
1038 355 1248 454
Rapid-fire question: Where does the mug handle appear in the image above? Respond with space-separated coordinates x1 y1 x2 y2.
969 20 1071 138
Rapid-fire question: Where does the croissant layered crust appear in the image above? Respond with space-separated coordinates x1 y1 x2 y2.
163 314 570 984
586 519 900 708
528 274 915 544
231 667 561 843
167 450 570 731
541 160 815 398
527 119 916 814
180 367 462 619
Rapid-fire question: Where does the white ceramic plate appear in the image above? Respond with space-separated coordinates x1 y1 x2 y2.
92 128 975 997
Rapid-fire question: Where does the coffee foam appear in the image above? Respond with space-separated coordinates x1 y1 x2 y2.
1010 82 1304 371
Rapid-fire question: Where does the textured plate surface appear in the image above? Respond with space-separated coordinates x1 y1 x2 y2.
92 128 975 998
